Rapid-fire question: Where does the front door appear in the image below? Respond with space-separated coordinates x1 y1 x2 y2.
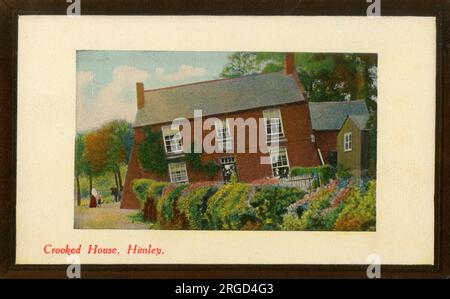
220 156 238 183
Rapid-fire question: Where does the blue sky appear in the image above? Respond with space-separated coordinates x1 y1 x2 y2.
76 51 230 132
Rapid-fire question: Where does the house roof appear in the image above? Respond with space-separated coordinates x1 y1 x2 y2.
134 71 305 127
308 100 369 131
348 114 370 130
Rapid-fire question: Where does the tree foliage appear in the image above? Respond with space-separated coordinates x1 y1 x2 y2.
75 120 134 203
220 52 377 104
219 52 261 78
137 127 168 175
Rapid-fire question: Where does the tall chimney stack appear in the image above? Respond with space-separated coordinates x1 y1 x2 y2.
136 82 144 109
284 53 295 75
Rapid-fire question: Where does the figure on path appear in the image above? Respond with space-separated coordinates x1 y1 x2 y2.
89 188 98 208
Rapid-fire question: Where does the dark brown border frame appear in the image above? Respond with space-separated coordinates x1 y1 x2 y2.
0 0 448 279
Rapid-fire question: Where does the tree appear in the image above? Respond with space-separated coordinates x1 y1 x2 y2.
75 133 87 206
103 120 133 193
83 128 110 195
222 52 377 104
78 120 133 203
220 52 261 78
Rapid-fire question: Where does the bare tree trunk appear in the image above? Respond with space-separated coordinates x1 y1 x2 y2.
76 175 81 206
117 166 123 189
114 172 119 201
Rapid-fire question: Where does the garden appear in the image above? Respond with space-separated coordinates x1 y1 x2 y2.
130 166 376 231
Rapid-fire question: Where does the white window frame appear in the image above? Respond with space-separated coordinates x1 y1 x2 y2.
269 146 290 178
344 132 352 152
215 119 233 152
263 108 285 142
168 162 189 183
162 125 183 154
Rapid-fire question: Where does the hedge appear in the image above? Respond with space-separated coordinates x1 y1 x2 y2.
206 183 254 230
156 184 187 228
177 185 217 230
131 177 376 232
250 186 304 230
131 179 169 209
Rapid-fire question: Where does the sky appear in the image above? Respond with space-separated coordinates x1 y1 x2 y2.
76 51 230 132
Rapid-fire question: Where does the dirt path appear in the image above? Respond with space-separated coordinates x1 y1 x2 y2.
74 202 148 229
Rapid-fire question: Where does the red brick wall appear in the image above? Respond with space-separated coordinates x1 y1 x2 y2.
121 102 320 209
314 130 339 164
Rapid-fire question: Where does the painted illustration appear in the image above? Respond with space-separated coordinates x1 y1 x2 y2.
75 51 377 231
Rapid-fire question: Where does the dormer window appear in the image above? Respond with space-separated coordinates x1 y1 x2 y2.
215 120 233 152
263 108 284 141
162 125 183 154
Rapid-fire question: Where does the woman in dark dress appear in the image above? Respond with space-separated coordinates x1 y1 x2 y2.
89 188 97 208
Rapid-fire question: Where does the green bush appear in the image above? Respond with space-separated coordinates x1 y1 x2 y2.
336 165 352 180
281 184 335 231
295 194 333 230
251 186 304 230
280 214 304 230
156 184 187 225
290 165 335 185
206 183 254 230
131 179 153 208
334 180 376 231
131 179 169 209
322 205 344 230
177 186 217 229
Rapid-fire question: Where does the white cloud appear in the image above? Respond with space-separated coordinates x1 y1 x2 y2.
77 71 94 94
155 64 208 82
76 66 149 132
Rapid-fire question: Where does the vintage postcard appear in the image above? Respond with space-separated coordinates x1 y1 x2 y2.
16 16 435 265
74 51 377 232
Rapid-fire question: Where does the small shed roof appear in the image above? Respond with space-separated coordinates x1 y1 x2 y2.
348 114 370 130
308 100 369 131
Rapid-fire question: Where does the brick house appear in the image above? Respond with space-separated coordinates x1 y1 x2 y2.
121 53 323 209
120 54 373 209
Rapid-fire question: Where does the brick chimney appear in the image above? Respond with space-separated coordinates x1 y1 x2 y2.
284 53 295 75
136 82 144 109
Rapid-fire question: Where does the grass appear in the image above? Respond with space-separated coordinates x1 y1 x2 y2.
74 202 149 229
127 211 159 229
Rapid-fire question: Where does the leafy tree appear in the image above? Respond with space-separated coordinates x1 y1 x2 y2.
222 52 377 104
83 129 110 194
75 133 87 206
102 120 134 192
220 52 261 78
76 120 134 203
